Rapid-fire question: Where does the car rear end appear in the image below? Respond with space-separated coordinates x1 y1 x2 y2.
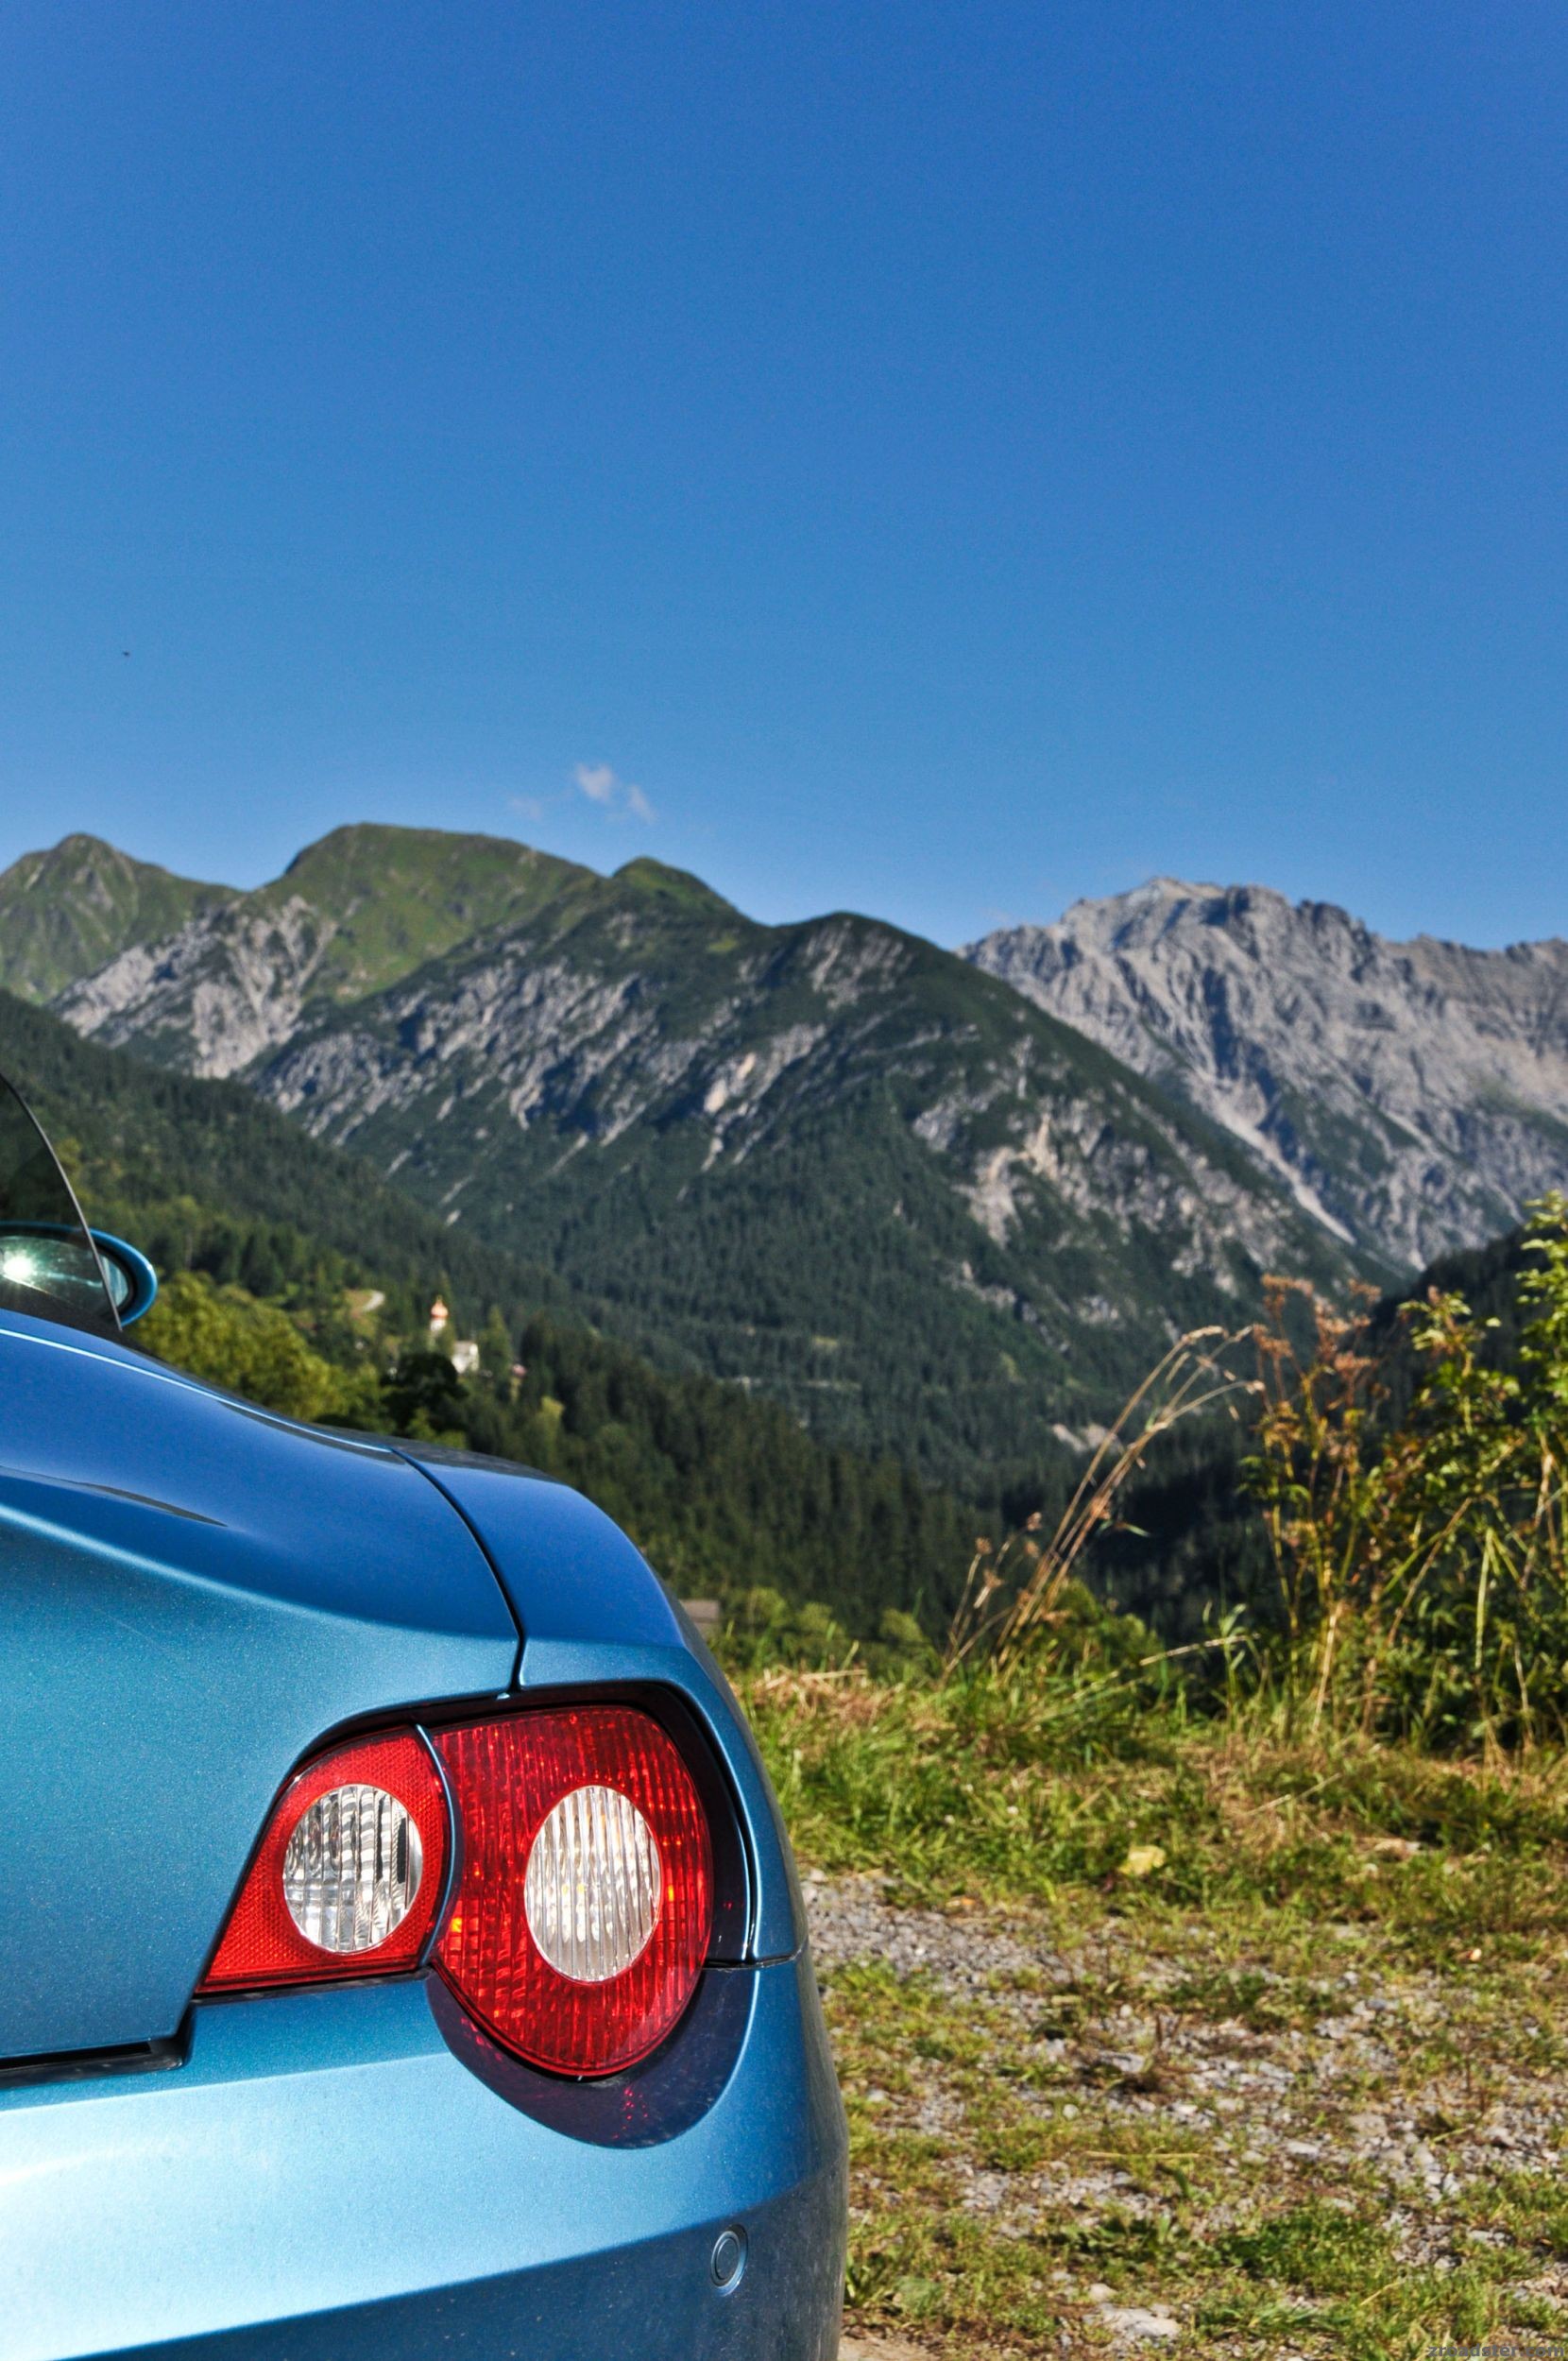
0 1314 846 2360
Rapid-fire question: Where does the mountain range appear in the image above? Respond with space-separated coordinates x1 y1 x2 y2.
966 881 1568 1273
3 825 1563 1483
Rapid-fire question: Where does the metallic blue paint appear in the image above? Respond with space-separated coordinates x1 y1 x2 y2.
0 1964 844 2359
404 1449 809 1962
0 1309 517 2059
0 1296 847 2357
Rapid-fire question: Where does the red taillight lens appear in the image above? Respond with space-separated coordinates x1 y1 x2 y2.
201 1730 449 1990
434 1707 714 2076
198 1702 716 2079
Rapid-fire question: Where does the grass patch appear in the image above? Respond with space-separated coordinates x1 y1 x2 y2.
740 1662 1568 2354
744 1664 1568 1957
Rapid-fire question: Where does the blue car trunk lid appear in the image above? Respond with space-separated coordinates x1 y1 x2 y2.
0 1311 519 2063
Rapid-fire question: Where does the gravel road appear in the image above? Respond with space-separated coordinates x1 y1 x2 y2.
807 1867 1568 2354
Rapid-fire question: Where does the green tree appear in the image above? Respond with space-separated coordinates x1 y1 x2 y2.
142 1271 383 1427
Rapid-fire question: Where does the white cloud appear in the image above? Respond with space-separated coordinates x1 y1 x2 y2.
508 762 656 832
573 761 617 806
572 761 655 824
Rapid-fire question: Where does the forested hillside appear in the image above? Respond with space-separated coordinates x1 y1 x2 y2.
9 825 1541 1651
0 989 978 1627
3 983 1532 1645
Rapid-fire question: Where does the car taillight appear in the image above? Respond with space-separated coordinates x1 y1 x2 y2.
434 1706 713 2076
199 1703 715 2078
201 1730 449 1988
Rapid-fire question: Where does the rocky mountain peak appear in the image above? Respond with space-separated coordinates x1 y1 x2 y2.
967 885 1568 1271
44 823 605 1073
0 823 1366 1471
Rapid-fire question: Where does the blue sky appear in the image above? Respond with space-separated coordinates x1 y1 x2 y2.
1 2 1564 949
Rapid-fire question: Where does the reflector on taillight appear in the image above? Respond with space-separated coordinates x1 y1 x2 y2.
434 1706 713 2076
201 1731 449 1990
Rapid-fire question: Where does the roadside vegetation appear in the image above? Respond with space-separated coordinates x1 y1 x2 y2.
722 1198 1568 2355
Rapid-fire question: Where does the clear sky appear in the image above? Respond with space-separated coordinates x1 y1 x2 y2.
2 3 1564 949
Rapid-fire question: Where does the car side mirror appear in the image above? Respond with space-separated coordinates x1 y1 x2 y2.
89 1232 160 1327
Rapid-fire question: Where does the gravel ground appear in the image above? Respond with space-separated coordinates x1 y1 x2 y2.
806 1868 1568 2353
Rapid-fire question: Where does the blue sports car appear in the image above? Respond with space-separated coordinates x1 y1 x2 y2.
0 1068 847 2359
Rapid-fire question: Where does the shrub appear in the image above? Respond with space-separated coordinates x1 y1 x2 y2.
141 1269 383 1427
1244 1194 1568 1747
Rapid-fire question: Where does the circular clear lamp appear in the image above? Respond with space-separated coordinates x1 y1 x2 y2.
282 1783 425 1954
523 1783 662 1982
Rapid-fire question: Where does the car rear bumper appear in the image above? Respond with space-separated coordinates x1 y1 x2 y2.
0 1954 846 2361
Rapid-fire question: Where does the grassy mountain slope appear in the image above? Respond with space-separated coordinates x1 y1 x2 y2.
57 824 592 1078
0 834 233 1002
256 823 594 1002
